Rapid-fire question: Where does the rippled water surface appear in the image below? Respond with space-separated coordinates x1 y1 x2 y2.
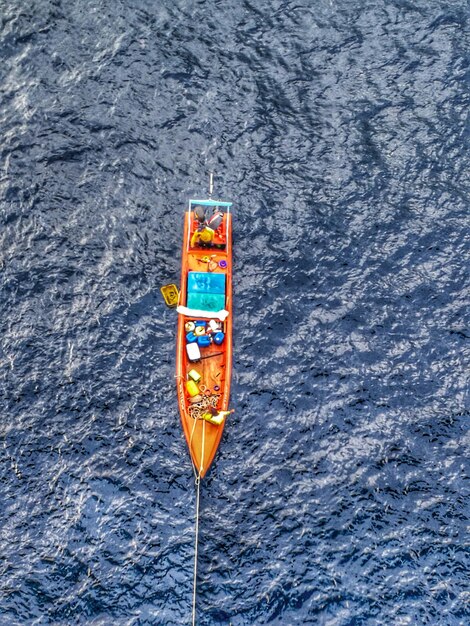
1 1 469 624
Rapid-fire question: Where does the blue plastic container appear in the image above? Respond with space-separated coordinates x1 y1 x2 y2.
186 332 197 343
213 332 225 346
197 335 211 348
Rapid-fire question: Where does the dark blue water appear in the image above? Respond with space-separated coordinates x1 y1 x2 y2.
1 1 469 624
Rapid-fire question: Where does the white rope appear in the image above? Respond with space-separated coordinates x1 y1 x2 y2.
190 417 206 625
189 412 199 481
200 420 206 475
187 403 206 624
192 474 201 626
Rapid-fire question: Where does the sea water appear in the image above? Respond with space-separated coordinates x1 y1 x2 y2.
1 1 468 624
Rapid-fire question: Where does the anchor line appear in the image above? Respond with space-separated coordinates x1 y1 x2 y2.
192 473 201 626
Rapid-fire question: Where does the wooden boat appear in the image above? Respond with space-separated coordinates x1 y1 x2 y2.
176 190 233 478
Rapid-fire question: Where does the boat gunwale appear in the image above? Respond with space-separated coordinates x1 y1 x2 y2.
176 199 233 478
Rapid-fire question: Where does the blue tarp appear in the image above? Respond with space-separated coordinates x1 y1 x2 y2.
187 272 226 312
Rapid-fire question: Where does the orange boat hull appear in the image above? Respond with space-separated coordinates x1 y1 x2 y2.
176 204 232 478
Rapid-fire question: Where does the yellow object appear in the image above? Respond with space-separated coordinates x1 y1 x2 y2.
188 369 201 383
194 326 205 336
160 284 179 308
202 410 232 425
200 228 214 242
191 227 214 248
185 380 200 397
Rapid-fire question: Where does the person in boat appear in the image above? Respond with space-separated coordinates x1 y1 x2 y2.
190 206 224 248
202 407 234 426
190 224 215 248
194 205 224 230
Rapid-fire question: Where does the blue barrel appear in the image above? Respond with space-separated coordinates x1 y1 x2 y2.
197 335 211 348
213 332 225 345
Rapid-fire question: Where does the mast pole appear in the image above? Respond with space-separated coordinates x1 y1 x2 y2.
209 172 214 198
